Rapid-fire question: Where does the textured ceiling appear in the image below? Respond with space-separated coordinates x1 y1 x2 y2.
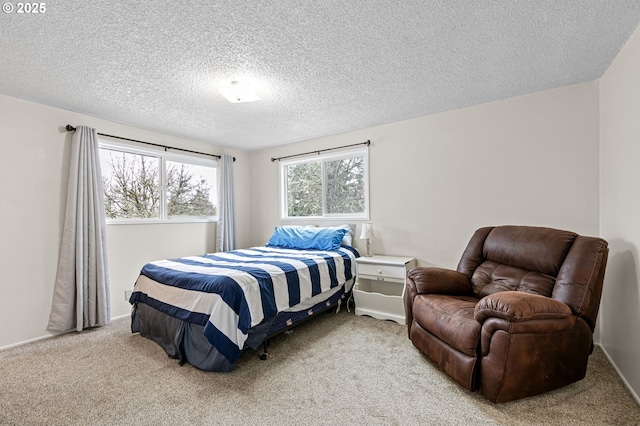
2 1 640 151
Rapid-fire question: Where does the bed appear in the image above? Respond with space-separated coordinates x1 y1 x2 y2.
129 225 359 372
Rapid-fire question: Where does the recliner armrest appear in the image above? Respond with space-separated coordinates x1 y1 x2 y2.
406 267 473 295
474 291 572 324
475 291 578 359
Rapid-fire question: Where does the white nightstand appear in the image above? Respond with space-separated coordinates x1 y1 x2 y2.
353 255 416 324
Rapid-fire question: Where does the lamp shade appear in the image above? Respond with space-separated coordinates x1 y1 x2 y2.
359 223 374 239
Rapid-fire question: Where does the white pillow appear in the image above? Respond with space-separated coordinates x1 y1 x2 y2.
329 224 354 246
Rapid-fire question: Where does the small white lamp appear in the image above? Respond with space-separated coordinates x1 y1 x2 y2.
359 223 374 257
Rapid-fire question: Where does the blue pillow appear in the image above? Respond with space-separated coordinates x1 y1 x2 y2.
267 226 348 251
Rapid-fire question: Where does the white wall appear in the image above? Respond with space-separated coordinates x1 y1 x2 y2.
0 94 251 348
250 82 601 270
599 22 640 402
106 222 217 313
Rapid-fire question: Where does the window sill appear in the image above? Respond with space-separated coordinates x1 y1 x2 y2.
280 215 369 222
106 218 217 225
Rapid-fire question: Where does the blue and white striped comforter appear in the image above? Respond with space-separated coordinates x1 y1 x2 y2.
130 246 358 365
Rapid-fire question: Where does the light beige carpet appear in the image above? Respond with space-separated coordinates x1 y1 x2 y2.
1 309 639 425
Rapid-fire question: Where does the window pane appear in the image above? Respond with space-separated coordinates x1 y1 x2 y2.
100 149 160 219
286 162 322 217
166 161 217 218
325 156 365 214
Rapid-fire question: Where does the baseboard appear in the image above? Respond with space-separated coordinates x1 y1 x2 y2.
111 313 131 321
0 332 60 351
0 313 131 352
596 342 640 406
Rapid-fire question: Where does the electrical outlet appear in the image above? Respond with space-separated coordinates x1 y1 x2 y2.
124 290 133 301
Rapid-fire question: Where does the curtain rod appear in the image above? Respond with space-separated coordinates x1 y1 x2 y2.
65 125 235 161
270 140 370 162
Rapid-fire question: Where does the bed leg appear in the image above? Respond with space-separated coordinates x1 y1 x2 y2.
260 340 269 360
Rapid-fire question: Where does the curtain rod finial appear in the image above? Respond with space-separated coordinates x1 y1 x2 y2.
65 125 75 131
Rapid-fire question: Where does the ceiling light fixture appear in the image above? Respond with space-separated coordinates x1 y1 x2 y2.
219 80 261 103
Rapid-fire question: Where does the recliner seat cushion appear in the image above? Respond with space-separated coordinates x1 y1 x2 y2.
412 294 480 357
472 261 556 298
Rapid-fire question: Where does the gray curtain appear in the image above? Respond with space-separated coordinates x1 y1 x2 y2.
48 126 110 332
216 154 236 252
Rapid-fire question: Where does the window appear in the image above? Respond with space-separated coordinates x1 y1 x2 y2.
99 141 217 222
280 147 369 219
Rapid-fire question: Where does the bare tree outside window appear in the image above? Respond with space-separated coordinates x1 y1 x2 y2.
102 151 160 219
325 157 365 214
100 149 216 220
166 161 216 218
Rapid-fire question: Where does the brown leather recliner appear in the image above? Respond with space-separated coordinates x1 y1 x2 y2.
406 226 608 403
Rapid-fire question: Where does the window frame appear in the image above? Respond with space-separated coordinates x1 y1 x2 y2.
99 139 218 224
279 147 370 221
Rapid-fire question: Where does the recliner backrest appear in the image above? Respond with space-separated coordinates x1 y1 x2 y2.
553 235 609 330
457 226 608 329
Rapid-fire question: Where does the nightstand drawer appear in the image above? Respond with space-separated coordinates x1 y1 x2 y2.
357 263 406 281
